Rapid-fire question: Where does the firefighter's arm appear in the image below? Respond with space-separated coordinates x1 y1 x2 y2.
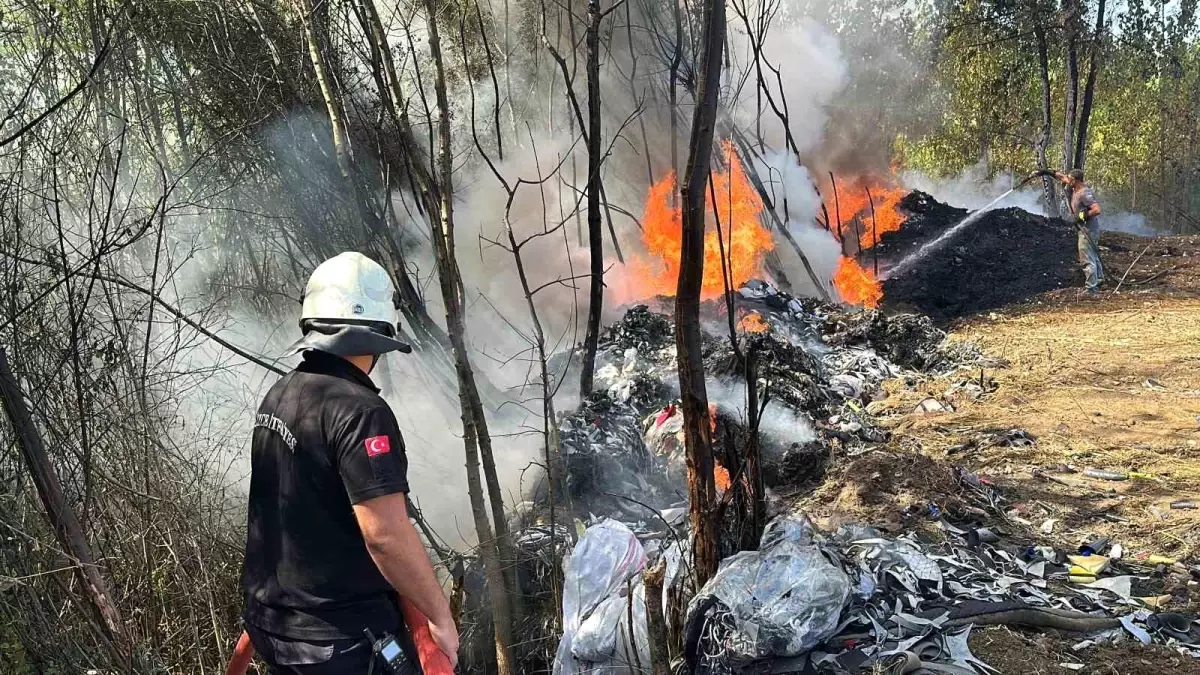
353 493 459 666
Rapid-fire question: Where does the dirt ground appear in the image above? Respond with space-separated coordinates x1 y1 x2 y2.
800 231 1200 672
970 625 1200 674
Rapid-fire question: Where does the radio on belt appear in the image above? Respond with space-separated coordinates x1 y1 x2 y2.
364 627 412 673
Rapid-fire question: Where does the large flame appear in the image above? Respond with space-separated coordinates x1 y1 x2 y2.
631 142 774 299
833 256 883 308
826 178 908 250
738 312 769 333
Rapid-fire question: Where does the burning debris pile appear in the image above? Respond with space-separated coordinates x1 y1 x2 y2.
465 183 1182 674
557 282 984 520
878 191 1079 321
457 285 988 672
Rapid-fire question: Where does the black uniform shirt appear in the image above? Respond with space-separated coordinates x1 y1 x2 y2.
241 350 409 640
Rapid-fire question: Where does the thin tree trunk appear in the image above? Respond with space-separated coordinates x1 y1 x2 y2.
669 0 683 177
499 200 569 623
422 0 516 670
0 347 132 668
579 0 604 397
1062 0 1081 173
626 1 653 185
676 0 724 588
743 344 765 547
1035 23 1059 216
1074 0 1106 170
352 0 462 354
296 0 352 183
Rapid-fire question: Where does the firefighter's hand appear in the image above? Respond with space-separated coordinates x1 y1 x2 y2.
428 617 460 668
1077 210 1087 222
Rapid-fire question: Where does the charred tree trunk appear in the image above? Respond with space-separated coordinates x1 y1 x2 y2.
1074 0 1106 170
676 0 724 588
579 0 604 397
1035 23 1059 216
422 1 516 671
1062 0 1081 173
743 344 765 548
643 559 671 675
0 347 131 668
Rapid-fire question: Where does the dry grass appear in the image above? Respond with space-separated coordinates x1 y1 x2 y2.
878 294 1200 559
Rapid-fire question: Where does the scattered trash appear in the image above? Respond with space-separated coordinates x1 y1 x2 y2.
1137 594 1172 608
676 509 1191 672
534 296 1200 674
1069 554 1109 576
1084 468 1127 481
1078 537 1110 557
1136 553 1177 566
915 397 949 414
1083 575 1135 602
1120 614 1153 644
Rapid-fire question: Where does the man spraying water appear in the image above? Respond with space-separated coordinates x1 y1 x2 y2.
1032 168 1105 293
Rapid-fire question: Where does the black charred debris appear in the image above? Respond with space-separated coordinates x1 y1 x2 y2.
878 191 1079 321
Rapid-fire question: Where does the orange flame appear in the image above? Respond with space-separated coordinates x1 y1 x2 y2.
630 142 774 299
833 257 883 308
826 178 908 250
738 312 769 333
714 463 731 492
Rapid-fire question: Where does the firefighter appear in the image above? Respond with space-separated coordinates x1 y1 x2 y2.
237 252 457 673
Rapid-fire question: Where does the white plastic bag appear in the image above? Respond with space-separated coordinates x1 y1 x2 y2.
554 519 649 675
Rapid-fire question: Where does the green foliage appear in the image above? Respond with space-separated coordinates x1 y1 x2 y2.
854 0 1200 231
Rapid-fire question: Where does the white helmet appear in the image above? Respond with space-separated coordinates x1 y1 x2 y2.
301 252 397 326
290 252 412 358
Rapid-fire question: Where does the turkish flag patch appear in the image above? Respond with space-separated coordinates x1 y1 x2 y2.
364 435 391 457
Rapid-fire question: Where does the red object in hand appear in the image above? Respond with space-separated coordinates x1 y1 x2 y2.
225 630 254 675
400 598 455 674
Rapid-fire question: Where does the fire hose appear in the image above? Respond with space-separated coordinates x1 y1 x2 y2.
917 599 1122 632
1022 169 1093 233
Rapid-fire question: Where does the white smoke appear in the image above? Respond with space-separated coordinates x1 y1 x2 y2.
900 161 1048 215
1103 211 1156 235
706 377 817 446
753 149 841 296
731 18 848 155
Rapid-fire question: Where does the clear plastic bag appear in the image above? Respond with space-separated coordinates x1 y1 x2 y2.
689 515 850 661
554 519 649 675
